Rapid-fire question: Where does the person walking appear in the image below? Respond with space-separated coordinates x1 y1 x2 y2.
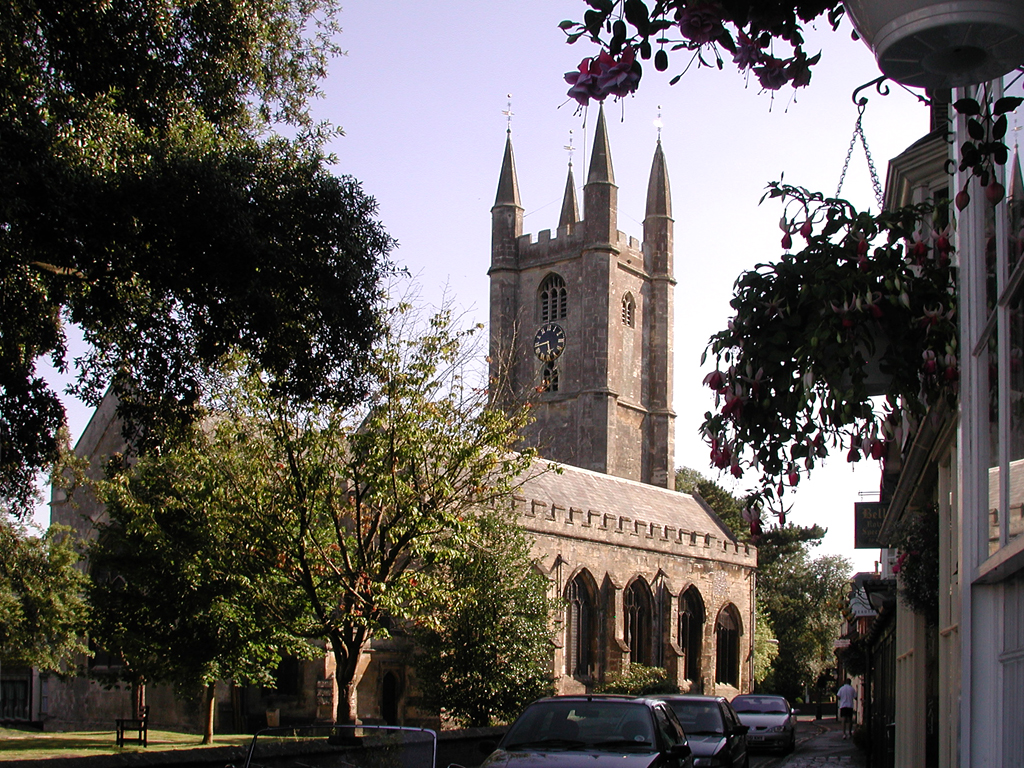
837 678 858 739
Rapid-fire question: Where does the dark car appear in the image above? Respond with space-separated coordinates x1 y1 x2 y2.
480 695 693 768
730 694 796 753
652 695 749 768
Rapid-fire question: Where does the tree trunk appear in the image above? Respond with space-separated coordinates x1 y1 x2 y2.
202 681 216 744
332 634 364 724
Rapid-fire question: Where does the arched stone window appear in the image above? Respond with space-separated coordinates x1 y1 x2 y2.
715 604 742 687
625 578 654 666
621 292 635 327
542 362 559 392
539 274 567 322
565 571 597 678
678 586 705 682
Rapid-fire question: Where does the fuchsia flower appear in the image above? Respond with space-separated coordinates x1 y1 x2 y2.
703 368 727 392
922 349 938 374
906 232 930 265
676 4 724 45
932 224 953 264
732 32 762 69
564 47 640 105
787 463 799 487
754 57 788 90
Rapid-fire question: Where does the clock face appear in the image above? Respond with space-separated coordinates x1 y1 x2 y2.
533 322 566 362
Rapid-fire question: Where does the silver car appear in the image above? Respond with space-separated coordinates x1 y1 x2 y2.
729 695 796 753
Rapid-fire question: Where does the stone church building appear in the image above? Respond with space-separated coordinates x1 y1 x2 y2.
39 109 754 732
488 107 755 700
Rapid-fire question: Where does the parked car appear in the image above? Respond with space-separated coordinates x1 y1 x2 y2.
729 695 796 753
651 695 749 768
480 695 693 768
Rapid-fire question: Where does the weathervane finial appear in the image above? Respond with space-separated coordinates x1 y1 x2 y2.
654 105 663 142
564 129 575 168
503 94 514 135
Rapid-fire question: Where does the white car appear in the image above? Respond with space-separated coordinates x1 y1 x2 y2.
729 695 796 754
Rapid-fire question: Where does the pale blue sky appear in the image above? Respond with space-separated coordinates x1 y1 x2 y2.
46 1 997 572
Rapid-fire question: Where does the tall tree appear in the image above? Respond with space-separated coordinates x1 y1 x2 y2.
411 510 553 727
756 527 849 700
91 303 537 724
88 434 310 743
1 0 393 517
0 515 88 671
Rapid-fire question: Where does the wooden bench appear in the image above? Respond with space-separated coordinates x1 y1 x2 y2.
115 705 149 747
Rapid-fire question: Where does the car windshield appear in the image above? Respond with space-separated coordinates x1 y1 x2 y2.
503 700 657 752
732 696 789 714
663 701 724 735
243 725 437 768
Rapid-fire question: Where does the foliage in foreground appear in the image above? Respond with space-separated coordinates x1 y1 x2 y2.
0 516 88 670
90 303 537 725
702 183 957 516
2 0 393 517
560 0 844 105
412 511 554 728
595 663 679 696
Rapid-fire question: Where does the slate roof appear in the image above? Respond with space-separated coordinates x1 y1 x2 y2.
519 459 737 541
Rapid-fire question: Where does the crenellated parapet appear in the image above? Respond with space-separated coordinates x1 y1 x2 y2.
513 491 756 568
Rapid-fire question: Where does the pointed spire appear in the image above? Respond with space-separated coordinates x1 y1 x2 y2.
587 106 615 185
645 139 672 218
559 162 580 228
494 130 521 208
1011 147 1024 204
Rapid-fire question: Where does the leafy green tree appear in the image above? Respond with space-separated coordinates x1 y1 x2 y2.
675 467 747 540
97 304 537 724
0 516 88 671
1 0 393 517
757 528 850 701
752 603 778 688
411 510 553 727
88 436 310 743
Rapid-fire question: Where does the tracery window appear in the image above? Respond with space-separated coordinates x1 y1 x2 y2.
621 292 635 327
678 586 705 682
540 274 567 322
715 604 741 687
565 571 596 678
625 579 653 666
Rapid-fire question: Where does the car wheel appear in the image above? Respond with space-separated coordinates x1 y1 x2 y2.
785 734 796 754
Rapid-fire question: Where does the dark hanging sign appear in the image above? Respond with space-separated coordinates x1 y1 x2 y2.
854 501 886 549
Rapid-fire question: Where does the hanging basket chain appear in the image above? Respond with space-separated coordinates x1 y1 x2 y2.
836 101 885 210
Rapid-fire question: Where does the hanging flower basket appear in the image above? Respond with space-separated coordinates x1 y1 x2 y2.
845 0 1024 89
701 183 958 512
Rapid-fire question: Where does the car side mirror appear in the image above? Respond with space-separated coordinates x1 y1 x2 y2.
669 743 692 759
735 725 749 735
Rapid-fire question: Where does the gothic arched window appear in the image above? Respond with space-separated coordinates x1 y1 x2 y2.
540 274 567 322
625 578 653 666
542 362 559 392
715 604 742 687
678 586 705 682
621 292 635 327
565 571 596 678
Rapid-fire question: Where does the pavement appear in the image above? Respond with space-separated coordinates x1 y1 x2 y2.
777 716 866 767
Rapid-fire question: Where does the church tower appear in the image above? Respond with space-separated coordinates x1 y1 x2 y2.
489 108 676 488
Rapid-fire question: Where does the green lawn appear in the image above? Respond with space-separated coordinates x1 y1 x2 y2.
0 727 251 761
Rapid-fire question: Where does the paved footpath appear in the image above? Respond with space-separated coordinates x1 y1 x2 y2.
773 716 866 767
